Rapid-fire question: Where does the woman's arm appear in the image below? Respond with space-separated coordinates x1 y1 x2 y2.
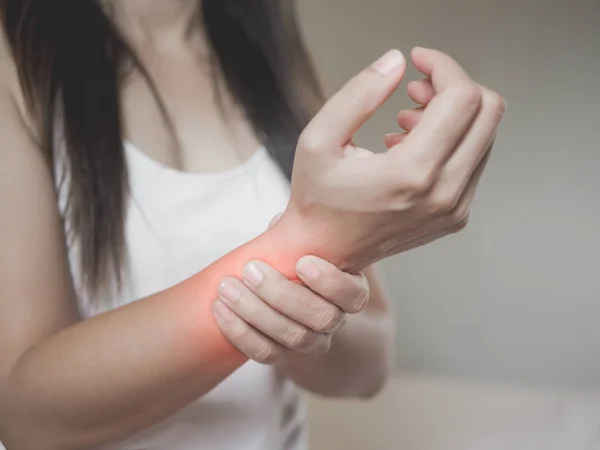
0 230 297 450
0 107 306 449
0 98 283 448
0 44 503 450
0 46 401 449
0 81 307 447
0 40 298 448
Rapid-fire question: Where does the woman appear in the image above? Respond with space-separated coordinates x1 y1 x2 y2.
0 1 505 449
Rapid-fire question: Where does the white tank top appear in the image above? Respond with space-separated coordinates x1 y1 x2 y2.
62 142 308 450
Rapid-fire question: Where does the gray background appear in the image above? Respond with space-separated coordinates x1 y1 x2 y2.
298 0 600 387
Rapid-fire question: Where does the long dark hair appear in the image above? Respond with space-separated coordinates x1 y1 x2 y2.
0 0 324 294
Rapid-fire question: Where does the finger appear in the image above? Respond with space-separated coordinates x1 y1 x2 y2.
428 86 505 209
296 256 369 315
390 48 482 168
407 78 434 105
218 276 329 354
448 146 492 227
411 47 472 93
396 106 425 131
300 49 406 152
384 132 408 148
240 261 345 334
213 300 286 365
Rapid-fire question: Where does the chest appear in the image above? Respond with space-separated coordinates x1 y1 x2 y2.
76 143 291 316
120 50 260 175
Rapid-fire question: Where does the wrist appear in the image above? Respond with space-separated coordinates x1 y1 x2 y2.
266 207 363 274
251 211 313 280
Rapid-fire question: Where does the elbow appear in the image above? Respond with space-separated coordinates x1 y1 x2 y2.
358 377 389 400
356 361 392 400
0 431 47 450
356 332 395 400
0 393 84 450
0 368 57 449
0 410 63 450
0 413 42 450
304 364 391 400
0 418 91 450
358 325 395 400
324 353 393 400
0 358 92 450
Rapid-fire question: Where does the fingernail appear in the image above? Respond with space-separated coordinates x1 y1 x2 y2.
218 280 240 304
296 257 320 280
242 262 263 286
373 49 404 76
214 300 235 322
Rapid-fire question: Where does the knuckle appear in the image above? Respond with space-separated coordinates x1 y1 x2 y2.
227 322 249 344
298 130 322 155
411 172 435 192
312 339 332 357
283 323 312 350
451 82 482 111
402 170 434 196
314 306 343 333
346 282 370 314
427 191 461 216
253 342 278 365
265 290 286 311
484 91 507 119
449 208 470 232
401 167 436 195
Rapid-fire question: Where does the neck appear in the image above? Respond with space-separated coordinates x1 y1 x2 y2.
105 0 203 50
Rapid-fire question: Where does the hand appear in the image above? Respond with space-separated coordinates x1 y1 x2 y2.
212 257 369 364
269 47 505 273
385 75 499 151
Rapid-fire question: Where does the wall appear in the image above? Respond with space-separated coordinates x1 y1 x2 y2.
297 0 600 387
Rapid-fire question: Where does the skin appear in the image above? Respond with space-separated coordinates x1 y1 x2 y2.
113 0 395 400
0 0 505 448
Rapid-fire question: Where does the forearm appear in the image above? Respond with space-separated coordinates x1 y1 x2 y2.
279 309 395 399
1 223 306 450
0 205 379 448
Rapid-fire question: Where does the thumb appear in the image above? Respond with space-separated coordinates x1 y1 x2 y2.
300 49 406 153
